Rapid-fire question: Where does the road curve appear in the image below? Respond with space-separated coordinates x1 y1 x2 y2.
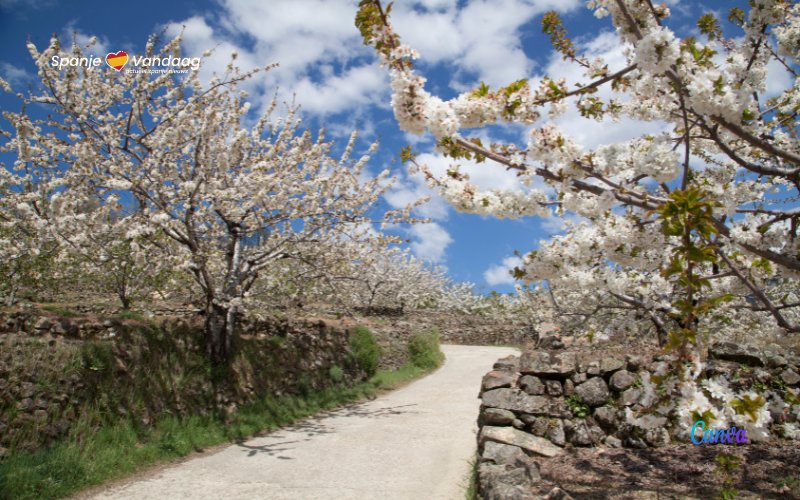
90 344 518 500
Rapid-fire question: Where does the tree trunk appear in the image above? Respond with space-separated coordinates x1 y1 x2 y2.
656 327 669 348
205 302 233 366
119 292 131 311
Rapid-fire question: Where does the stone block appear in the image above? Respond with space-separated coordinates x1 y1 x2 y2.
610 370 635 392
574 377 610 407
482 370 517 392
519 351 575 377
480 425 564 457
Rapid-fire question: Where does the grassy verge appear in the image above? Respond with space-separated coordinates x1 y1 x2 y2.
408 328 445 370
463 456 478 500
369 363 428 391
0 364 432 500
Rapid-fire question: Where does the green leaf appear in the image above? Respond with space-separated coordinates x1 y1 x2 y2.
472 81 490 98
727 7 745 26
697 13 722 41
730 394 766 422
399 145 416 162
751 258 773 274
692 409 717 427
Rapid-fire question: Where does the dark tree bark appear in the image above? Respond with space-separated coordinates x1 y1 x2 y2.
119 292 131 311
205 301 233 367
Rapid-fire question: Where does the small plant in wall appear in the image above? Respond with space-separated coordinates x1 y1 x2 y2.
545 418 561 430
566 393 590 419
776 475 800 497
714 452 741 500
329 365 344 384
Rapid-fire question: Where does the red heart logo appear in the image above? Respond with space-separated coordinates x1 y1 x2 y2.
106 51 129 71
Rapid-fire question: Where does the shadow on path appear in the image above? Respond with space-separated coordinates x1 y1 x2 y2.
236 439 301 459
235 402 420 459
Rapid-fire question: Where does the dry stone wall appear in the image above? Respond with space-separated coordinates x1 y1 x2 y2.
0 308 366 453
475 345 800 500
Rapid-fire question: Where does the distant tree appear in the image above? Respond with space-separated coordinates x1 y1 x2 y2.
53 205 176 310
336 242 448 314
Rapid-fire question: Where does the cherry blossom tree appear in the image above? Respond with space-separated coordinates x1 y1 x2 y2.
0 114 63 305
0 213 60 306
336 243 448 314
438 281 493 316
356 0 799 438
0 34 417 365
52 206 177 310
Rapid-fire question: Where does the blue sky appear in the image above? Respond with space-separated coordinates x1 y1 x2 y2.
0 0 766 293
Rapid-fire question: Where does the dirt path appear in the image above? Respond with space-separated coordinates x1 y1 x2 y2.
90 344 518 500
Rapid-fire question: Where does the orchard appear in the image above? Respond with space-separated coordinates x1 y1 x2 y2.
0 0 797 446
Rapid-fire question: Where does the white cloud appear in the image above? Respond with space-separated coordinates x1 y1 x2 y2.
158 0 584 119
539 212 585 235
218 0 358 55
391 10 462 62
162 0 384 117
539 215 567 234
385 140 533 225
484 255 523 286
416 0 457 10
416 150 524 192
384 171 450 220
765 57 793 100
403 132 435 147
409 222 452 262
0 62 32 87
393 0 583 87
663 0 693 18
51 20 114 57
545 31 628 84
165 16 262 92
324 115 377 143
69 30 110 57
293 64 388 115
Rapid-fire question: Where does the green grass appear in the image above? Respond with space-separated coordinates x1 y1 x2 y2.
328 365 344 384
408 328 445 370
113 310 147 322
0 364 433 500
348 326 380 376
39 305 79 318
370 328 446 391
464 456 478 500
776 474 800 495
369 363 427 390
